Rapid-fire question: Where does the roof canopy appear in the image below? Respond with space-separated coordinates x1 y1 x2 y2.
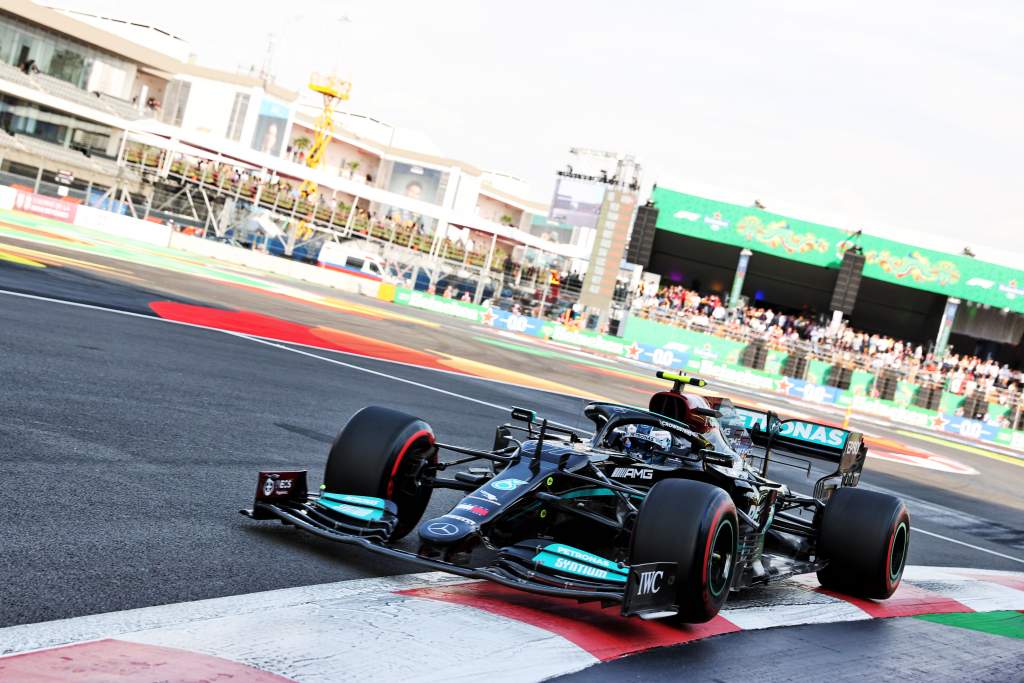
652 186 1024 314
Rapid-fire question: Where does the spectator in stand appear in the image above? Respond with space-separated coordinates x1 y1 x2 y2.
627 283 1022 402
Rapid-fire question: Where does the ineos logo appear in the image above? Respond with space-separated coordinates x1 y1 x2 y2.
426 522 459 536
636 570 664 596
262 478 276 496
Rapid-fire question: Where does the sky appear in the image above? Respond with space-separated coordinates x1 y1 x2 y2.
48 0 1024 253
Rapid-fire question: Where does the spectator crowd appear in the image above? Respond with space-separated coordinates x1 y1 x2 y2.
630 284 1024 401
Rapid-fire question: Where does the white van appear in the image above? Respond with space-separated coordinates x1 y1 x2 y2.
317 241 385 281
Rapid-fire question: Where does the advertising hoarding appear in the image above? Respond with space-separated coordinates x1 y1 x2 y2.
251 99 290 157
387 162 443 206
13 189 77 223
549 177 605 230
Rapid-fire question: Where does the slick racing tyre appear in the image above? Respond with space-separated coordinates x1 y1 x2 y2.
630 479 738 623
816 487 910 599
324 406 437 539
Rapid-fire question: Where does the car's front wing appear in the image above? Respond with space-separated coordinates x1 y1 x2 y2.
242 492 676 619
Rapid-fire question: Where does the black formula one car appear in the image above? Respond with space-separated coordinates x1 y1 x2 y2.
242 372 910 622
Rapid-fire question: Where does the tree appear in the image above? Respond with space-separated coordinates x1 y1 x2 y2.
291 137 311 163
347 160 361 178
499 213 514 226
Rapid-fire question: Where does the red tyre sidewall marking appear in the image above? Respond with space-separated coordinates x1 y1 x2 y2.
885 514 908 593
701 503 730 603
386 429 434 498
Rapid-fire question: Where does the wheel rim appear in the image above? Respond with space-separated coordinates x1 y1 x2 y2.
708 519 735 597
889 521 908 582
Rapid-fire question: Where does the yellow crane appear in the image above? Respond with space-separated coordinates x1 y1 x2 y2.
299 72 351 199
289 73 350 248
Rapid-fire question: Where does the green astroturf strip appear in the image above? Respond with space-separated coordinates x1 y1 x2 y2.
915 611 1024 639
475 336 563 359
475 333 651 376
0 212 276 289
474 336 635 374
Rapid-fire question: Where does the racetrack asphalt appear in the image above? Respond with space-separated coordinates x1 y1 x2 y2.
1 235 1023 631
551 614 1024 682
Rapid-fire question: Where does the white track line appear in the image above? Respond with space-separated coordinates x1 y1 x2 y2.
224 332 511 413
1 286 1021 566
913 528 1024 565
0 287 595 403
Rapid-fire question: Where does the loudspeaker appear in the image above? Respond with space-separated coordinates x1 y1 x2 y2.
830 249 865 315
740 339 768 370
961 389 988 420
781 353 809 380
626 201 659 268
825 365 853 389
874 368 900 401
913 383 942 411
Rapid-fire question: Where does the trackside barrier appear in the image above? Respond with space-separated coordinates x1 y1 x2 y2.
0 185 14 210
75 205 172 247
390 288 1024 455
167 233 379 297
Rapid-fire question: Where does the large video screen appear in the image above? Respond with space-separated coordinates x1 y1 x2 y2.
251 98 290 157
387 162 443 205
549 177 606 230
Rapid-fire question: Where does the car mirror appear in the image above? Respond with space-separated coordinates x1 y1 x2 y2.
511 407 536 423
766 412 783 437
701 449 734 467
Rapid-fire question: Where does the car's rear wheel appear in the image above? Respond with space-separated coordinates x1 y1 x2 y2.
630 479 738 623
816 487 910 599
324 406 437 539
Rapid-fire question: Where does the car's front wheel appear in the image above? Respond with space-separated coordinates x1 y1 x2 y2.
324 406 437 539
630 479 738 623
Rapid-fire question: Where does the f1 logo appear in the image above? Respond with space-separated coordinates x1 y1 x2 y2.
637 570 663 596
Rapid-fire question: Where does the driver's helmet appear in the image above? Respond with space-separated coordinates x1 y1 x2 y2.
606 423 673 459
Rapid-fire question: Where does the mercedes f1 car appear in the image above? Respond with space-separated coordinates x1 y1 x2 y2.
242 372 910 622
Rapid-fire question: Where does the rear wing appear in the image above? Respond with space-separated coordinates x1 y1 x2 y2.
732 407 855 462
731 406 866 498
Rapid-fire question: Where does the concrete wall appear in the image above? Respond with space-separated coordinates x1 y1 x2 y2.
167 233 379 297
74 206 172 247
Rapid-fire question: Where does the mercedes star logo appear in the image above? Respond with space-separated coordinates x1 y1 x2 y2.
427 522 459 536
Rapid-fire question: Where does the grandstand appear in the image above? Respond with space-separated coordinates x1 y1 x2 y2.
635 186 1024 370
0 0 567 279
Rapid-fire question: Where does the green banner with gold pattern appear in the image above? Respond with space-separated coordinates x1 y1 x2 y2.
652 187 1024 314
